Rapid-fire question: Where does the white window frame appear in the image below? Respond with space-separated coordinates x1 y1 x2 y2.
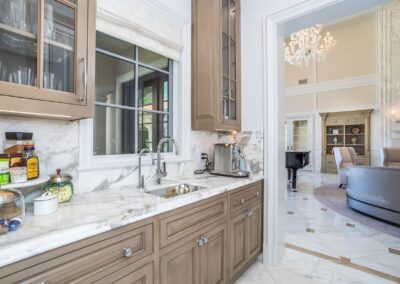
78 23 191 171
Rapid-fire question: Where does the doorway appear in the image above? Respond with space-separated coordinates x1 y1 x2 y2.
262 0 391 267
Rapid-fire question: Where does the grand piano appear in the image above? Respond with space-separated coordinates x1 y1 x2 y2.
285 151 310 191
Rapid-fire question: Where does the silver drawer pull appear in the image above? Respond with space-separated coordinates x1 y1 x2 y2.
123 247 134 257
240 198 245 204
256 192 260 198
247 209 253 217
202 236 209 244
197 238 204 247
39 282 51 284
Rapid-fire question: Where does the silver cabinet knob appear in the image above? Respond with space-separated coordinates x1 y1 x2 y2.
123 247 134 257
197 238 204 247
247 209 253 217
256 192 260 198
240 198 245 204
39 282 51 284
202 236 209 244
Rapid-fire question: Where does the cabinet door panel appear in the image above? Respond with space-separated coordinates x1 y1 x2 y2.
229 212 247 279
160 237 201 284
202 224 227 284
96 262 154 284
248 203 262 260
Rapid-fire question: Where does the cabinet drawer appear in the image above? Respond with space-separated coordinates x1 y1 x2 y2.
2 223 153 284
230 181 262 216
95 262 154 284
160 196 228 248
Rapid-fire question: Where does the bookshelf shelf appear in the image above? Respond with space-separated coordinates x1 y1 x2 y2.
320 110 373 173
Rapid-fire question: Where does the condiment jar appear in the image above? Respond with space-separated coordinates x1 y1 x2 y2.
34 192 58 216
0 189 24 234
22 144 39 180
43 169 73 203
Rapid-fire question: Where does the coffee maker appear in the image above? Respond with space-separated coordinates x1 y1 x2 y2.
211 143 250 178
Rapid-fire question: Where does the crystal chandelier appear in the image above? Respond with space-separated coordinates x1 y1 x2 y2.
284 24 337 67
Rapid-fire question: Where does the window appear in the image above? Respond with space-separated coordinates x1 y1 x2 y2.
93 32 173 156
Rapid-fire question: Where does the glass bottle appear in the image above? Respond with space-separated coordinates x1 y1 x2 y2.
23 144 39 180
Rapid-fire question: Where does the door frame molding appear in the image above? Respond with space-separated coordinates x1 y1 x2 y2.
261 0 344 265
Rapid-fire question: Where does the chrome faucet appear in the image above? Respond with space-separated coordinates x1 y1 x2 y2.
156 137 179 184
138 148 154 189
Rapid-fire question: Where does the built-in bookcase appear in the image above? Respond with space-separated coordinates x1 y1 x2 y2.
320 110 373 173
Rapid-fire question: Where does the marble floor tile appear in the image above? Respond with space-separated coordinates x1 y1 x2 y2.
283 171 400 281
235 248 396 284
352 252 400 278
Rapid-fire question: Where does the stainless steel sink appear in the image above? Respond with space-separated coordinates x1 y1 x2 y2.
146 184 206 199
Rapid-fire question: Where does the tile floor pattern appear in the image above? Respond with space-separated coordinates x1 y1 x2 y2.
285 172 400 279
236 172 400 284
235 248 396 284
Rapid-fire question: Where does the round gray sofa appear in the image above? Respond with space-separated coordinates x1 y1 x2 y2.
346 166 400 225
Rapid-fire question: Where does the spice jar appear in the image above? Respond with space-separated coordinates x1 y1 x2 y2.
43 169 73 203
22 144 39 180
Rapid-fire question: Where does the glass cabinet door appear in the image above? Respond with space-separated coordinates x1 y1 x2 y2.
221 0 238 122
43 0 75 92
0 0 87 104
0 0 38 86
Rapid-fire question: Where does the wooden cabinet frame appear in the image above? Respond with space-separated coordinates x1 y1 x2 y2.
192 0 241 132
0 0 96 120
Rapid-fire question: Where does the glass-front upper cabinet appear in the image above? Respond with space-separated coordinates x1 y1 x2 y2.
0 0 93 112
220 0 240 128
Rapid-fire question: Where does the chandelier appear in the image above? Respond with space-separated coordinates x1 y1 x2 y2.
284 24 337 67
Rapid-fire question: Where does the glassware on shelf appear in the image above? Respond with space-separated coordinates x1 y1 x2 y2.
8 66 36 86
43 0 75 93
0 0 37 35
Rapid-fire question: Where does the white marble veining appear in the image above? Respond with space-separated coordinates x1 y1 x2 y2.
236 248 396 284
285 171 400 280
0 115 263 194
0 174 263 268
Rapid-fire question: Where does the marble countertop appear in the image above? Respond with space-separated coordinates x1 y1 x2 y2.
0 174 263 268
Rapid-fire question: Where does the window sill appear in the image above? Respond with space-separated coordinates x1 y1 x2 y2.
78 154 191 172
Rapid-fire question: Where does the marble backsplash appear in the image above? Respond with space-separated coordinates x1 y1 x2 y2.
0 115 263 194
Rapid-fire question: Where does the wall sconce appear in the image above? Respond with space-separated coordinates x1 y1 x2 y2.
391 109 400 124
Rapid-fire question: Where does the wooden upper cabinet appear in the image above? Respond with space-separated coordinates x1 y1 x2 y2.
0 0 96 120
192 0 241 132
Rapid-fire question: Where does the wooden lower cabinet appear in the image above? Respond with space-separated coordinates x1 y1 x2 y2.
0 181 263 284
248 203 263 260
160 223 227 284
96 262 154 284
229 203 263 282
160 235 201 284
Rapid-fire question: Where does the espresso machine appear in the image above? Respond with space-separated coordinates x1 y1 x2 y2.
211 143 250 178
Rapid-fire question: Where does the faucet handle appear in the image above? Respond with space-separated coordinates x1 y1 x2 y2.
162 162 167 177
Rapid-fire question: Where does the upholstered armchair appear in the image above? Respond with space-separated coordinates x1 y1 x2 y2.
380 147 400 168
333 147 357 188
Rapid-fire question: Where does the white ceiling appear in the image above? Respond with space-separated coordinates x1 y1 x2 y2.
280 0 390 36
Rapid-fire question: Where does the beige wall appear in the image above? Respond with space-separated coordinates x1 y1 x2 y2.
284 11 381 170
285 12 376 87
317 12 376 82
316 86 377 111
285 94 314 113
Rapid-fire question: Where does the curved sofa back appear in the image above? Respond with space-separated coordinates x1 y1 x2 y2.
346 166 400 213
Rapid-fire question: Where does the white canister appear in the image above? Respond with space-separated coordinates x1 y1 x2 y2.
33 192 58 216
